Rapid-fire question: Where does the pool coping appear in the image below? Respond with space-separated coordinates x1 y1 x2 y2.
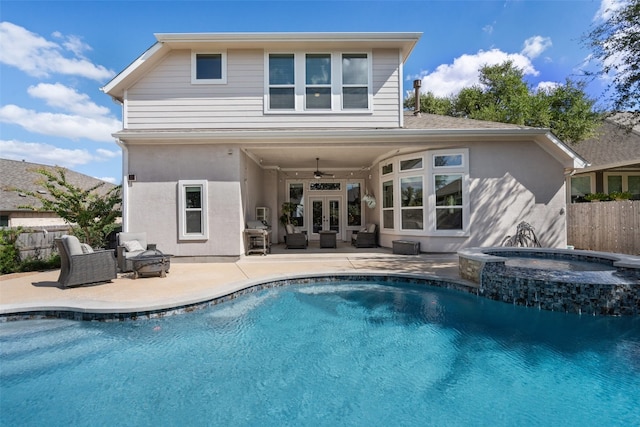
0 271 479 322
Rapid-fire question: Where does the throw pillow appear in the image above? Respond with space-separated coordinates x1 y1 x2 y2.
123 240 145 252
286 224 295 234
80 243 94 254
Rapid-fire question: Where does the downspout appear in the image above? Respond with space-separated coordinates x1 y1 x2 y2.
116 138 129 232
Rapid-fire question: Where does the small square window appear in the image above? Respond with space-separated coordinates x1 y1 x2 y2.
192 52 226 84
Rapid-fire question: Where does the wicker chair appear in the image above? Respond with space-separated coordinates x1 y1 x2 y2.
55 235 117 287
117 232 152 272
351 224 378 248
285 224 307 249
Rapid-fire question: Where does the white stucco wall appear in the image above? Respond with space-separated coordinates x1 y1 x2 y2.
377 140 567 251
126 144 244 257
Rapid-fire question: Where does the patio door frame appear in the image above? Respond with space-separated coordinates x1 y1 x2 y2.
308 195 343 241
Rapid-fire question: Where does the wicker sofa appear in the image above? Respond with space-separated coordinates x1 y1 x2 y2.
55 235 117 287
351 223 378 248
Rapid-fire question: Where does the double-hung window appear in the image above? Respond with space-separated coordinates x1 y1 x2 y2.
399 157 424 230
305 54 331 109
269 54 295 109
191 52 226 84
342 54 369 109
178 180 208 240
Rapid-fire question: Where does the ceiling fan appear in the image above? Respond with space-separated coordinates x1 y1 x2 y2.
313 157 332 179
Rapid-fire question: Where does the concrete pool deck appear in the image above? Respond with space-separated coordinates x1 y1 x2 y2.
0 243 465 318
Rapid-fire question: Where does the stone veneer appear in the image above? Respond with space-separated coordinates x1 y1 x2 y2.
458 247 640 316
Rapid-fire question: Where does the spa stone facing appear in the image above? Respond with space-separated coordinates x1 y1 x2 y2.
459 247 640 316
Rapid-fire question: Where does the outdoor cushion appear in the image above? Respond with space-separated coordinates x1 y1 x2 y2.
367 223 377 233
359 226 368 232
123 240 145 253
63 235 84 256
286 224 295 234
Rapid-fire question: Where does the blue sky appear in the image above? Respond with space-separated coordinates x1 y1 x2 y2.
0 0 620 184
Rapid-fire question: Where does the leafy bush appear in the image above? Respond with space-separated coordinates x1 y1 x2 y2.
0 228 22 274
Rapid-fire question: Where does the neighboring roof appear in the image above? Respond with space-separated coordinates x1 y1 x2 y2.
571 118 640 173
102 31 421 102
0 158 116 212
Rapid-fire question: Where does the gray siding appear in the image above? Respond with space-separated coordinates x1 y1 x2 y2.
126 49 401 129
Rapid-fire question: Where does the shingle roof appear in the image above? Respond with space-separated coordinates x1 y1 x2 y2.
0 158 117 212
570 119 640 170
403 112 530 130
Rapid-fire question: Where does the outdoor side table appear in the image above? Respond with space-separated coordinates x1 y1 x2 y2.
131 249 172 279
319 230 338 248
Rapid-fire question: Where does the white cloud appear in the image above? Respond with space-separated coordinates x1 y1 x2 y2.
535 81 561 93
0 139 118 168
594 0 626 21
0 104 120 142
96 148 121 159
0 21 114 81
521 36 552 59
27 83 111 117
483 24 494 35
417 48 539 97
97 176 118 184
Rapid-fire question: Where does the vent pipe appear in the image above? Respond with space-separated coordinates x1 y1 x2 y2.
413 79 421 116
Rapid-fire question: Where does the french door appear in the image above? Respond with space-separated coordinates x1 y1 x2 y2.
309 196 341 240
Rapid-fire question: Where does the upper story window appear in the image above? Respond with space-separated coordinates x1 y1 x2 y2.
191 52 227 84
269 54 295 109
342 54 369 109
306 54 331 109
265 51 371 113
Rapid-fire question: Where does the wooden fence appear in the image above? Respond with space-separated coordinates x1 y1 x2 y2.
567 200 640 255
14 226 72 261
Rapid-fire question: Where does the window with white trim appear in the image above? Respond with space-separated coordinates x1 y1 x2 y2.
306 54 331 109
432 150 468 233
400 176 423 230
604 172 640 199
265 51 371 113
191 52 227 84
269 54 295 109
570 174 595 202
342 53 369 109
178 180 208 240
382 180 394 229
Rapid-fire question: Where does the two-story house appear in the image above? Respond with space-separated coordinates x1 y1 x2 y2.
102 32 586 259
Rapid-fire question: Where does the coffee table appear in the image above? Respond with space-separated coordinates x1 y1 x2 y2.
319 230 338 248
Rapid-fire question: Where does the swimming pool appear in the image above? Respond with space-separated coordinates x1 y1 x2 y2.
2 280 639 426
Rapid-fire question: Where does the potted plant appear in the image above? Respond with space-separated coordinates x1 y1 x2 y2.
584 192 610 202
279 202 298 227
608 191 632 201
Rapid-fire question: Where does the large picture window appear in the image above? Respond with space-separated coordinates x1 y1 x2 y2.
178 180 208 240
191 52 227 84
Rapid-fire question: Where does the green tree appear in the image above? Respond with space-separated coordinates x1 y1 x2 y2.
583 0 639 128
15 167 121 248
408 61 601 143
404 91 453 115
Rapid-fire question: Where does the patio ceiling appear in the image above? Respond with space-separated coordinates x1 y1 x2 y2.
243 143 406 178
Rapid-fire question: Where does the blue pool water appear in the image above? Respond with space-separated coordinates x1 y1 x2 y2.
1 281 640 426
